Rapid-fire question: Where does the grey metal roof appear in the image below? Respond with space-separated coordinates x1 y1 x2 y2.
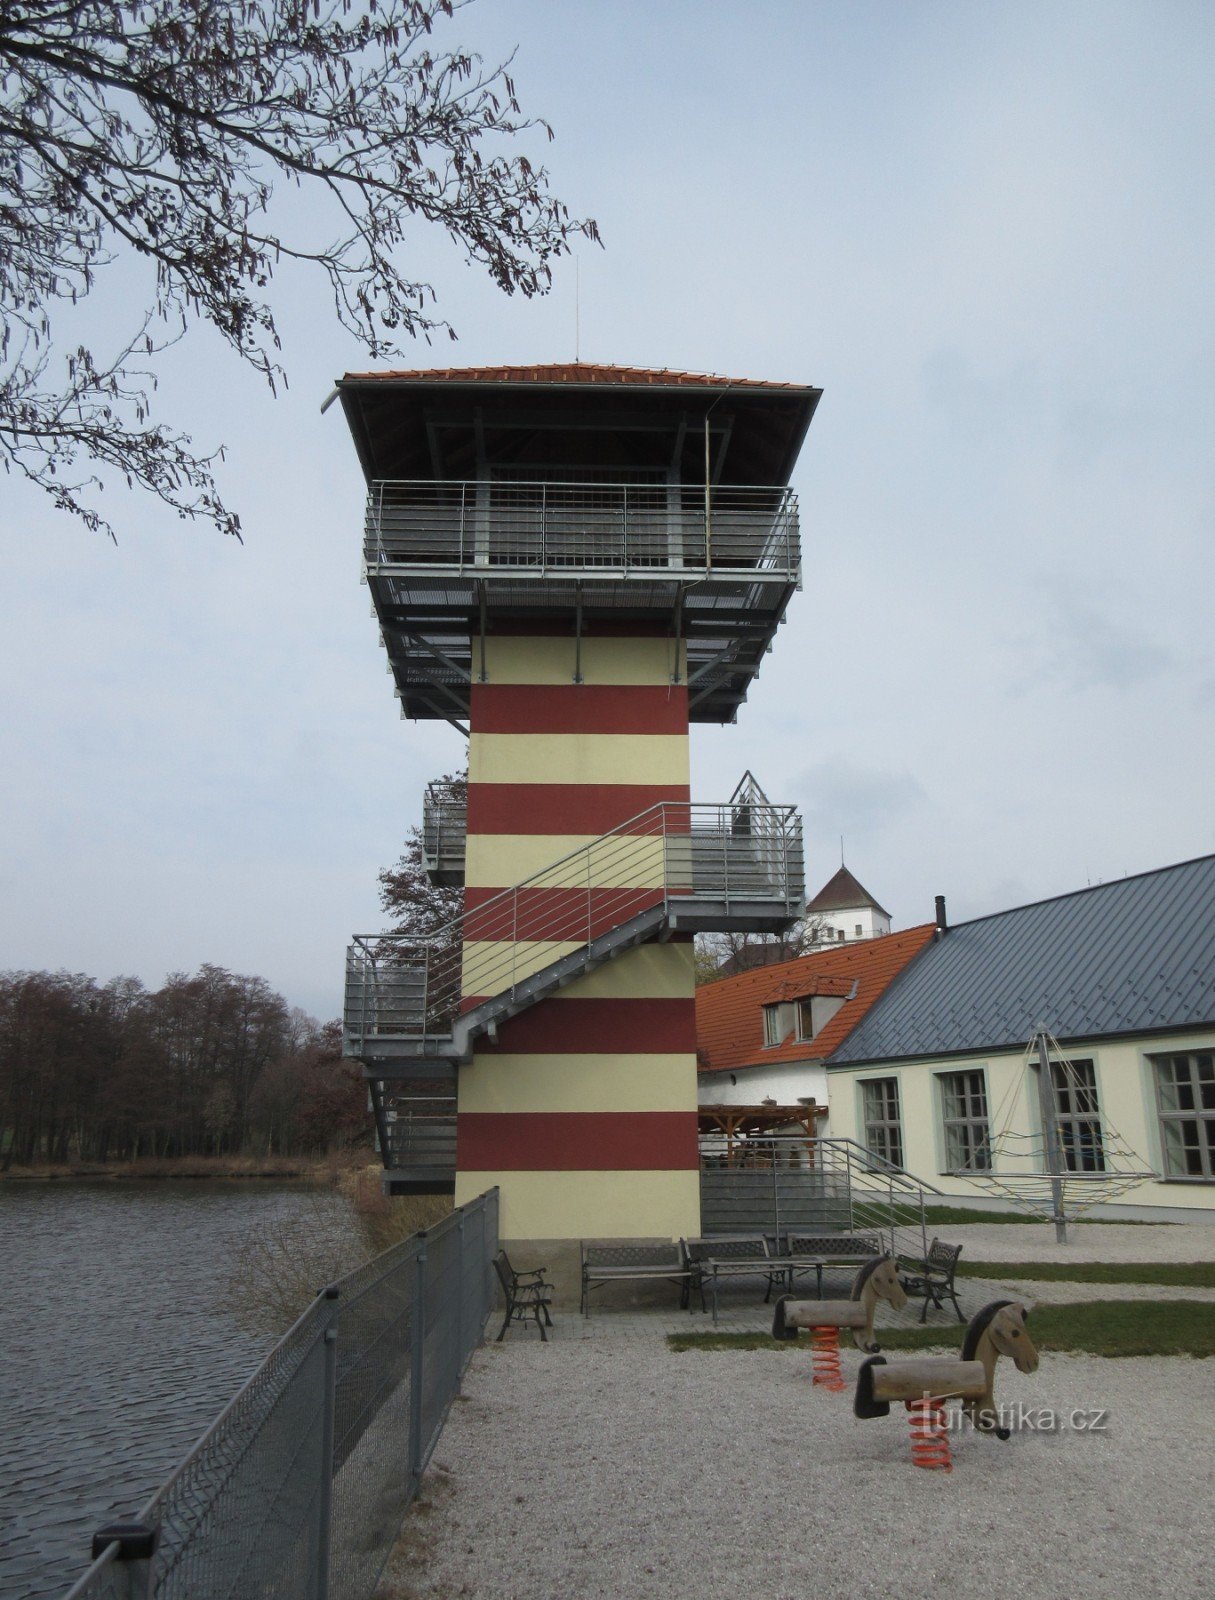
828 853 1215 1065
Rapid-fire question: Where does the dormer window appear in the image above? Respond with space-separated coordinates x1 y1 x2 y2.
763 1001 795 1046
796 994 847 1042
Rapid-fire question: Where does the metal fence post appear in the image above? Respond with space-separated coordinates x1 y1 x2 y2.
454 1210 466 1392
408 1234 428 1487
315 1287 340 1600
87 1527 156 1600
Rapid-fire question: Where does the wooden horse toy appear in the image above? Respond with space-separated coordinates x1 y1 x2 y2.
771 1255 909 1390
853 1299 1039 1471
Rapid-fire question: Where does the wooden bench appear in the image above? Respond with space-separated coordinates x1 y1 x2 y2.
776 1232 883 1296
898 1238 965 1323
580 1243 693 1317
683 1235 787 1323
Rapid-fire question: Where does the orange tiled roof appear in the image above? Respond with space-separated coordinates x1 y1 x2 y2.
341 362 811 390
696 925 936 1074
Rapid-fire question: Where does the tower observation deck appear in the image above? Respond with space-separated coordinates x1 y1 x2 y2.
337 364 821 727
338 365 820 1241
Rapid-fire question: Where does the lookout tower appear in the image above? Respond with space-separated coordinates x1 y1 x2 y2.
339 364 820 1251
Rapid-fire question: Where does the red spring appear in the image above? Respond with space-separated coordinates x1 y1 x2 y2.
810 1325 846 1391
907 1396 953 1472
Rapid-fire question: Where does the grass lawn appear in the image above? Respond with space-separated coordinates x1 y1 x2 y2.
920 1203 1161 1227
954 1259 1215 1287
668 1300 1215 1359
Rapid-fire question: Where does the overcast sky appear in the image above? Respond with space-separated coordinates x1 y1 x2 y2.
3 0 1213 1021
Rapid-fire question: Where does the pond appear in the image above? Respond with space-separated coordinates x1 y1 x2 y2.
0 1181 354 1600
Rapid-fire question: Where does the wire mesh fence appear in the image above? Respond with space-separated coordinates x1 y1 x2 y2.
61 1189 499 1600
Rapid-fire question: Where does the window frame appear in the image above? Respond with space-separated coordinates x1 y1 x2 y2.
937 1068 991 1173
860 1076 904 1169
1046 1057 1106 1173
1152 1052 1215 1182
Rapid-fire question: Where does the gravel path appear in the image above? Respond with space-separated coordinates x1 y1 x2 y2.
377 1341 1215 1600
943 1221 1215 1263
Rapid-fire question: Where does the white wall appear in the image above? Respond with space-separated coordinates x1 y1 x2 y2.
827 1030 1215 1214
808 904 892 945
698 1059 831 1119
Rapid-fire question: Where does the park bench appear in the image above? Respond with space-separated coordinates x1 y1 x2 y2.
580 1243 693 1317
898 1238 965 1323
493 1250 554 1342
774 1232 883 1296
682 1235 787 1323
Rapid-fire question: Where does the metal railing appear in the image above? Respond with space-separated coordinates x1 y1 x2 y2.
62 1191 500 1600
364 479 799 579
346 798 804 1051
699 1135 940 1262
421 779 467 883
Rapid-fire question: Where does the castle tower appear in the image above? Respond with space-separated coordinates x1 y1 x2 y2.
339 364 819 1251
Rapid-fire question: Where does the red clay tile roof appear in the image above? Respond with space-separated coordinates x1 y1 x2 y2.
696 925 936 1075
341 362 812 390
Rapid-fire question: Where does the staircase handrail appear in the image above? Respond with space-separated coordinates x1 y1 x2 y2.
349 795 803 1043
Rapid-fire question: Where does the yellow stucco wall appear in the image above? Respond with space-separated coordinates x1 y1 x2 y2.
465 833 668 890
472 634 687 685
454 1168 702 1241
457 1052 698 1114
828 1028 1215 1212
469 733 690 788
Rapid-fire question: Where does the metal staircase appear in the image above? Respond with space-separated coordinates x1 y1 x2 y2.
699 1135 942 1264
345 792 804 1188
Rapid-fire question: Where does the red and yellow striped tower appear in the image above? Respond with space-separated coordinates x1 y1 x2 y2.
455 629 699 1240
338 364 819 1256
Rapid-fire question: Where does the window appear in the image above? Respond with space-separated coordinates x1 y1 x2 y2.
762 1001 796 1046
1153 1053 1215 1180
939 1069 990 1171
796 994 846 1042
861 1078 903 1168
1048 1059 1105 1172
854 923 863 937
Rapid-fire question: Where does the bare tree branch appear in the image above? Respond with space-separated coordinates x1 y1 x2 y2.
0 1 599 538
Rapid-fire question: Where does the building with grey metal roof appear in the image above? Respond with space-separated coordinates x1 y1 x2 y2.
823 854 1215 1215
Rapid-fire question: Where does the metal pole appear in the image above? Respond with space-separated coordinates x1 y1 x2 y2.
408 1236 428 1487
703 416 713 571
454 1210 466 1393
1035 1031 1068 1243
315 1288 340 1600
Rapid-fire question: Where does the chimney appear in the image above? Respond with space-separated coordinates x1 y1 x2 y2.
934 894 948 935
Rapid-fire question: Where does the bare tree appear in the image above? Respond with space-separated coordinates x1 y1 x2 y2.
0 1 598 538
695 915 829 984
377 768 466 941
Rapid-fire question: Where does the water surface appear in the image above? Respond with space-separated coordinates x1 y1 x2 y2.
0 1182 345 1600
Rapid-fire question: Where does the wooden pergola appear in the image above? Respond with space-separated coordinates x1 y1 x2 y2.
698 1102 828 1167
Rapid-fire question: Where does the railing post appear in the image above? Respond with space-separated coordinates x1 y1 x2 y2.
454 1209 466 1393
541 481 547 571
88 1527 157 1600
511 888 518 994
314 1287 340 1600
409 1234 428 1488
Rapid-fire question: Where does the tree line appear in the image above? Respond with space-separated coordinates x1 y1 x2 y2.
0 965 365 1168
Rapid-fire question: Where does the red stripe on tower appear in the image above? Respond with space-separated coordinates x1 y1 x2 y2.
457 1111 700 1170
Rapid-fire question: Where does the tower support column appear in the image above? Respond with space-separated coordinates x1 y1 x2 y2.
453 629 702 1248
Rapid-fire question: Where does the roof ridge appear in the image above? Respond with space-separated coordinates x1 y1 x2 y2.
949 849 1215 931
339 361 814 391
